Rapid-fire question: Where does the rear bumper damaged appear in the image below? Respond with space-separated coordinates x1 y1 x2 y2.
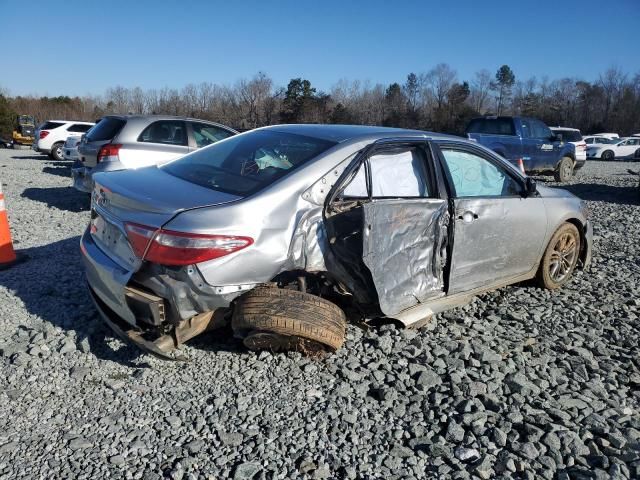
81 229 237 356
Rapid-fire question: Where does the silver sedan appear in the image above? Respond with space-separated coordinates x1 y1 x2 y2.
80 124 592 357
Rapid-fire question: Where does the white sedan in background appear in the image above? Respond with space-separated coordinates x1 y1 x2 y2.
587 137 640 160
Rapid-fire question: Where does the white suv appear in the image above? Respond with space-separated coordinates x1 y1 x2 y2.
34 120 95 160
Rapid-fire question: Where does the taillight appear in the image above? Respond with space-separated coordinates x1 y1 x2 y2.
97 144 122 163
39 131 49 139
124 222 253 266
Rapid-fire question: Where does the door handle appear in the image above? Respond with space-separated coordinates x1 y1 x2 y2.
458 211 478 223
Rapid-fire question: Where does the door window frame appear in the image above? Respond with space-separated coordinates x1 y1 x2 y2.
326 138 448 207
432 140 528 199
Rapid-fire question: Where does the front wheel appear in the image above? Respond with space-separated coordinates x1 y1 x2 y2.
554 156 574 182
536 223 581 289
602 150 615 161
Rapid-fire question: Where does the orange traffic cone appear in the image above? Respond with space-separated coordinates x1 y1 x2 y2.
0 183 26 270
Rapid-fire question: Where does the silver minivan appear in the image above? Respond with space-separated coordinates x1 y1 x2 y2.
73 115 237 192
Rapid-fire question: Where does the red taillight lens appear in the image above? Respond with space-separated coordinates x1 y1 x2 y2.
39 131 49 139
124 223 156 258
97 144 122 163
124 223 253 266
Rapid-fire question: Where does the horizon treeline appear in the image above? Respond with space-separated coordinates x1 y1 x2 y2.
1 64 639 137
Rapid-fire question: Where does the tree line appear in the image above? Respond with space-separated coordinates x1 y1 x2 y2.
1 65 639 138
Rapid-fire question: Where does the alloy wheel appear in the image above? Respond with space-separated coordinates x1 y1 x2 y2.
548 232 578 282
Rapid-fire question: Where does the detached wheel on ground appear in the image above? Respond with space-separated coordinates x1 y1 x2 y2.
232 286 347 353
536 222 581 289
602 150 615 161
51 142 64 161
554 156 574 182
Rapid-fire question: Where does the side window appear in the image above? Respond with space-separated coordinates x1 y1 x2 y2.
192 123 234 148
585 138 593 144
138 120 188 146
67 123 93 133
521 119 532 138
343 148 431 198
630 139 640 146
440 148 522 197
531 121 552 139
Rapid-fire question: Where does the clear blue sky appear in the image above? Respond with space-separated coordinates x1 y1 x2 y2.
1 0 638 96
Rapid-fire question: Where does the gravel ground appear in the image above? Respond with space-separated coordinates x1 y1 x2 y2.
0 148 638 480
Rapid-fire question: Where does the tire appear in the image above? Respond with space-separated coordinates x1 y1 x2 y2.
536 223 581 290
232 286 347 352
51 142 64 161
602 150 614 161
634 148 640 162
554 156 574 182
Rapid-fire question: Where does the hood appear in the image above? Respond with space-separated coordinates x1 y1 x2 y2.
536 184 578 199
92 166 241 228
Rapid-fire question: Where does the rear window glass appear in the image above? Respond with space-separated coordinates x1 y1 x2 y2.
162 130 336 196
466 118 515 136
552 129 582 142
40 121 65 130
67 123 93 133
86 117 125 142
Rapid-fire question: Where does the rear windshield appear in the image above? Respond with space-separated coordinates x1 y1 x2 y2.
40 121 65 130
85 117 125 142
162 130 336 196
553 130 582 142
466 118 515 136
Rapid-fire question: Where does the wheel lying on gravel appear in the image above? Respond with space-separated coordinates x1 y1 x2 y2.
554 156 574 182
536 222 581 289
232 286 347 353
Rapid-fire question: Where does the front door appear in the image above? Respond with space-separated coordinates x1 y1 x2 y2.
435 143 548 294
531 119 562 169
324 141 450 316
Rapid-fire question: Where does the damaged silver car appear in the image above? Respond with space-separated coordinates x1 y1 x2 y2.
80 125 592 358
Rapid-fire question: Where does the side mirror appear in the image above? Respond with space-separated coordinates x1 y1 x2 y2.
525 177 537 196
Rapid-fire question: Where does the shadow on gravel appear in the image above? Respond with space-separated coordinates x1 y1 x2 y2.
42 164 72 178
10 155 49 161
22 186 90 212
0 236 146 367
561 183 639 205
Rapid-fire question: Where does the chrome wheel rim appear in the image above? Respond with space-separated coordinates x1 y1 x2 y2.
549 232 577 282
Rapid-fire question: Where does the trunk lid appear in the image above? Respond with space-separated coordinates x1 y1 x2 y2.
90 166 242 270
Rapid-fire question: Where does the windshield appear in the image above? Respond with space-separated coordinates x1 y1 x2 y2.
162 130 337 196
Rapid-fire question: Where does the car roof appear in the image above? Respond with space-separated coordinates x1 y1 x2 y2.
47 120 95 124
259 124 459 143
102 114 237 132
551 127 580 131
104 114 226 123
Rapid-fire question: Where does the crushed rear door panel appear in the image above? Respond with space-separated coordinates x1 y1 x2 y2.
362 198 449 316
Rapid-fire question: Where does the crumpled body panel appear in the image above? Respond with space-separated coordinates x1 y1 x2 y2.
362 199 449 316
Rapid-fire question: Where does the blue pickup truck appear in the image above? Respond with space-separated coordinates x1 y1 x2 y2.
466 116 582 182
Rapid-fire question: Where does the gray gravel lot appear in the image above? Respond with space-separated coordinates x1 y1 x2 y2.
0 149 639 479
